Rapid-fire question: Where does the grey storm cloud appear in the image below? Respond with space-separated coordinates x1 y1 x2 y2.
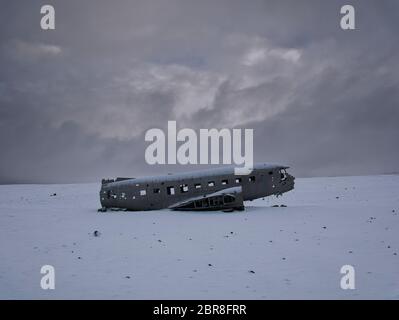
0 0 398 183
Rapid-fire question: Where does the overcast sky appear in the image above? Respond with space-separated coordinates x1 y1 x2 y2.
0 0 398 183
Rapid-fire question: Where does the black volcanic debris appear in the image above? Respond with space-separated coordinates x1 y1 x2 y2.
367 217 377 223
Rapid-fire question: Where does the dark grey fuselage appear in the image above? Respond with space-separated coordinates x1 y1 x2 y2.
99 164 295 211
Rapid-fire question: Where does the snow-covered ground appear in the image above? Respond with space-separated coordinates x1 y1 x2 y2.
0 175 398 299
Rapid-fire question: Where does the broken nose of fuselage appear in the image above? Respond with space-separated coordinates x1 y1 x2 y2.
288 174 295 189
281 174 295 192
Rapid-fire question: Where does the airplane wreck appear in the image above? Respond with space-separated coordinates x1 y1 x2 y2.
99 163 295 212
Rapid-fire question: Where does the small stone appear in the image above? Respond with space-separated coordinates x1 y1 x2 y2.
125 276 131 279
248 270 255 274
208 264 212 267
93 230 100 237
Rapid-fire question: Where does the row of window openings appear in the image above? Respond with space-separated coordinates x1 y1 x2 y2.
107 176 256 199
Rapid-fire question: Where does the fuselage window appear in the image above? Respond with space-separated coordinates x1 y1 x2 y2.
235 178 242 184
208 181 215 187
180 184 189 193
120 192 127 200
167 186 175 195
194 183 202 189
221 179 228 185
153 188 161 194
140 190 146 196
249 176 256 182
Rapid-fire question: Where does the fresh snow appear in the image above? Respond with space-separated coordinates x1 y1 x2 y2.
0 175 398 299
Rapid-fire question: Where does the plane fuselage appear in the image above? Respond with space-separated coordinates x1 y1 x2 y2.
99 164 295 211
